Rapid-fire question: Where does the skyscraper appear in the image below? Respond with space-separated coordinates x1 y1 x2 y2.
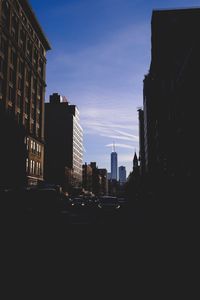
44 93 83 191
111 144 118 180
119 166 126 185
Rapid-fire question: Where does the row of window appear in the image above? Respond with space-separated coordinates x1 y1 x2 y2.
0 47 44 94
26 138 42 156
1 0 45 57
0 33 44 80
26 159 42 176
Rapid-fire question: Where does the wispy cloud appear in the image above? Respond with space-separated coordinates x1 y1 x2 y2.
106 143 135 150
100 134 138 142
80 105 139 145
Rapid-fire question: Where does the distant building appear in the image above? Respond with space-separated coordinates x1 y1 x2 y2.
44 93 83 191
107 172 111 180
98 168 108 195
111 151 118 180
0 0 51 187
82 163 93 192
119 166 126 185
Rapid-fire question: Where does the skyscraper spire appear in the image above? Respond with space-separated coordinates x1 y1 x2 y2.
113 141 116 152
133 151 138 169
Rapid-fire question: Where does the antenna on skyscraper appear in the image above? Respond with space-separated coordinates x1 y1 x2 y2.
113 141 116 152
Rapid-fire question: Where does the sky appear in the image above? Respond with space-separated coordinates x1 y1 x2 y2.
30 0 200 176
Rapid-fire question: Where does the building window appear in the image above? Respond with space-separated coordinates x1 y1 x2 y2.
33 48 38 66
26 159 29 173
30 160 33 174
27 39 32 60
32 161 35 175
31 140 36 153
38 162 41 176
26 137 29 150
38 59 43 77
36 162 39 175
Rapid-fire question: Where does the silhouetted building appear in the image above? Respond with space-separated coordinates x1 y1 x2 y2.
133 152 140 177
98 168 108 195
108 179 120 196
90 162 100 195
133 152 138 169
119 166 126 185
44 93 83 191
142 8 200 179
0 0 51 187
82 162 93 192
138 108 145 176
111 151 118 180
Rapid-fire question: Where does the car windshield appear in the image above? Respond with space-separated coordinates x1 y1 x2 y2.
73 198 83 203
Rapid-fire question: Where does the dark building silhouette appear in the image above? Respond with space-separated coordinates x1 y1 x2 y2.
90 162 100 196
142 8 200 181
133 152 139 173
0 0 51 187
82 162 93 192
98 168 108 195
138 108 145 176
44 93 83 191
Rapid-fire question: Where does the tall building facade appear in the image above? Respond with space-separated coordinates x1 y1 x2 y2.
141 8 200 179
0 0 51 186
111 151 118 180
44 93 83 191
119 166 126 185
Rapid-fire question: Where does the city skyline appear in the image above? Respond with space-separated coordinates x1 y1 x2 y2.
29 0 200 175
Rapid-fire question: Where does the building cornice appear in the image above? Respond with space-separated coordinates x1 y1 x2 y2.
18 0 51 50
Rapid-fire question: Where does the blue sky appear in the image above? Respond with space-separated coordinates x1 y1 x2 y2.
30 0 200 176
